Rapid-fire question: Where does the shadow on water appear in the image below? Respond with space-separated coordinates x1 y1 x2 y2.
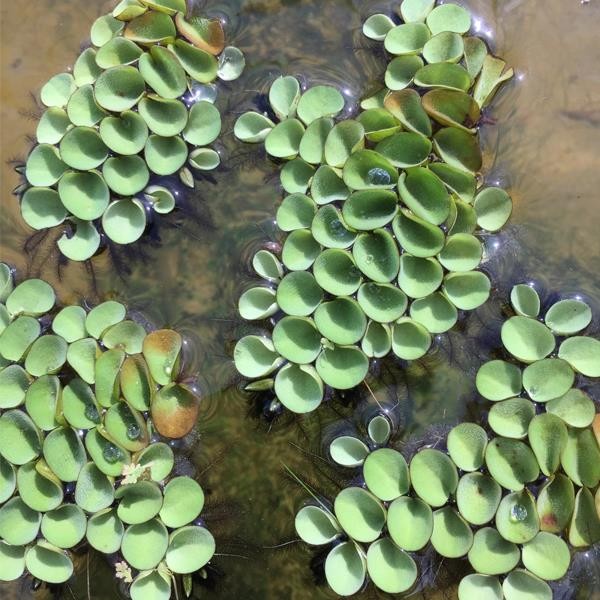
1 0 600 598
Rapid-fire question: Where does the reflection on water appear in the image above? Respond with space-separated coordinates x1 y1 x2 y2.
1 0 600 598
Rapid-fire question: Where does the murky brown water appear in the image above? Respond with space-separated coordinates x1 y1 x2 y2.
1 0 600 598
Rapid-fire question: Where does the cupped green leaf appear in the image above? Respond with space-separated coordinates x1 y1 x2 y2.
102 199 147 245
398 167 450 225
334 487 386 543
501 316 555 363
233 335 283 378
476 360 522 402
434 127 482 174
468 527 520 575
0 542 26 582
391 317 431 359
357 108 401 142
218 45 245 81
269 76 301 121
569 486 600 547
522 358 573 402
86 508 124 554
410 448 458 507
20 186 69 231
25 541 73 584
310 166 350 205
558 335 600 376
62 378 101 429
272 316 321 364
276 194 316 231
58 218 101 261
329 436 369 467
169 39 218 82
41 504 87 549
488 397 536 439
295 504 341 545
17 461 64 512
458 574 502 600
375 132 431 169
561 427 600 488
312 204 356 248
103 156 150 196
316 345 369 389
0 410 42 465
324 541 366 597
75 462 115 513
384 89 432 137
116 480 163 524
297 86 344 125
138 46 187 99
299 117 334 164
536 474 574 533
85 427 130 477
485 437 539 491
426 3 471 35
36 107 71 144
0 497 41 545
144 185 176 214
99 110 149 155
417 64 472 93
313 248 362 296
74 48 103 85
43 426 86 482
423 31 464 64
392 209 445 257
94 65 145 112
547 388 595 428
324 120 365 168
121 518 169 570
357 282 408 323
265 119 305 159
410 290 458 333
363 448 409 501
166 525 215 574
384 23 431 55
0 316 41 361
151 383 200 439
456 472 501 525
234 112 275 143
495 489 539 543
545 298 592 335
58 170 109 220
474 187 513 232
397 254 443 298
385 55 424 91
137 442 174 482
502 570 552 600
400 0 435 23
447 422 488 471
144 135 188 175
353 229 400 283
124 10 176 44
277 272 322 317
52 306 87 343
430 162 476 203
362 321 392 358
387 496 432 551
430 506 473 558
474 55 514 109
280 158 316 194
363 14 395 41
521 532 570 581
367 537 417 594
40 73 76 108
275 363 324 413
25 144 68 187
0 364 30 409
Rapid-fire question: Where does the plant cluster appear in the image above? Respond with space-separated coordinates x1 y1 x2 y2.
232 0 514 415
19 0 245 261
0 263 213 599
294 284 600 598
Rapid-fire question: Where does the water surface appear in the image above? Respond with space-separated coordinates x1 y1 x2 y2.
1 0 599 598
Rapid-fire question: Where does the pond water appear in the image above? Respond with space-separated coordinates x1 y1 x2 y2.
1 0 600 598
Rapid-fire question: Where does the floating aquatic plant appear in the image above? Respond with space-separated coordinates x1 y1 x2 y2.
293 284 600 597
19 1 245 261
0 264 213 598
233 0 514 415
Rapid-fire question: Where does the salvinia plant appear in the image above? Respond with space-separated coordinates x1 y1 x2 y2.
294 284 600 598
17 0 245 261
232 0 514 415
0 263 214 600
